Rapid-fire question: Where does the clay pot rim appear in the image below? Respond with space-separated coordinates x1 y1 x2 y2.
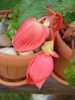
0 78 26 86
55 31 72 60
56 31 72 52
51 72 69 86
0 10 12 14
0 51 42 59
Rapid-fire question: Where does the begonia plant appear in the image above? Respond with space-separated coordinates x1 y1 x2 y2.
13 6 63 89
0 0 75 88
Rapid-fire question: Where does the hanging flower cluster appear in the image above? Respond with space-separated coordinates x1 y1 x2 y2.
13 6 63 89
61 21 75 62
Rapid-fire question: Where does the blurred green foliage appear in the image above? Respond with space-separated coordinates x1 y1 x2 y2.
0 92 32 100
0 0 21 10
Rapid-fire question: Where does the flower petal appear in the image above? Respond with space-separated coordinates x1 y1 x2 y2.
45 28 49 40
26 52 53 85
26 73 34 84
42 41 59 58
35 79 46 90
62 28 73 38
13 18 48 52
42 41 54 55
50 51 59 58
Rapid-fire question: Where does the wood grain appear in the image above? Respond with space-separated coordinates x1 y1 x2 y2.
0 76 75 95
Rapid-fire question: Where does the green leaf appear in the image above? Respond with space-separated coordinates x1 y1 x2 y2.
4 4 19 40
54 0 75 15
10 13 19 19
6 20 19 29
19 0 38 15
0 0 21 10
54 0 75 23
70 55 75 64
63 12 75 23
70 21 75 28
4 30 16 40
18 0 75 26
6 4 19 31
18 0 58 26
64 64 75 87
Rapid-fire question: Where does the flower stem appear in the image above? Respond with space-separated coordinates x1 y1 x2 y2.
38 13 54 22
52 31 57 41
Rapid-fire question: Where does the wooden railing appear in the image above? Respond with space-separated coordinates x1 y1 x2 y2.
0 76 75 95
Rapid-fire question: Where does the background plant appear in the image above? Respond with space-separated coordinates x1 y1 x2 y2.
4 5 19 39
0 0 21 10
64 55 75 86
4 0 75 39
18 0 75 25
0 92 32 100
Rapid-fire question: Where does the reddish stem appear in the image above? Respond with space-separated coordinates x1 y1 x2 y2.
74 49 75 62
71 39 74 53
60 27 65 35
52 31 57 41
38 13 54 22
52 19 62 41
62 19 68 29
46 6 56 15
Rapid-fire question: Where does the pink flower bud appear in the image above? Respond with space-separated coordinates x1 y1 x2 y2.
26 52 54 89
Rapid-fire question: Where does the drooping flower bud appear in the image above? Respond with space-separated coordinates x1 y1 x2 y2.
26 52 54 89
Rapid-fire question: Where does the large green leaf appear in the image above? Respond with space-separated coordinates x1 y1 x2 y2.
54 0 75 15
70 55 75 64
18 0 58 26
18 0 75 26
64 54 75 87
54 0 75 23
63 12 75 23
64 64 75 87
19 0 38 15
0 0 21 10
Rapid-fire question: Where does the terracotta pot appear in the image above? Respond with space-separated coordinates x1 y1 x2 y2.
0 52 41 80
51 31 72 85
0 10 40 85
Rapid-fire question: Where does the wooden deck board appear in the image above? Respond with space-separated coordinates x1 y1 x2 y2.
0 76 75 95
